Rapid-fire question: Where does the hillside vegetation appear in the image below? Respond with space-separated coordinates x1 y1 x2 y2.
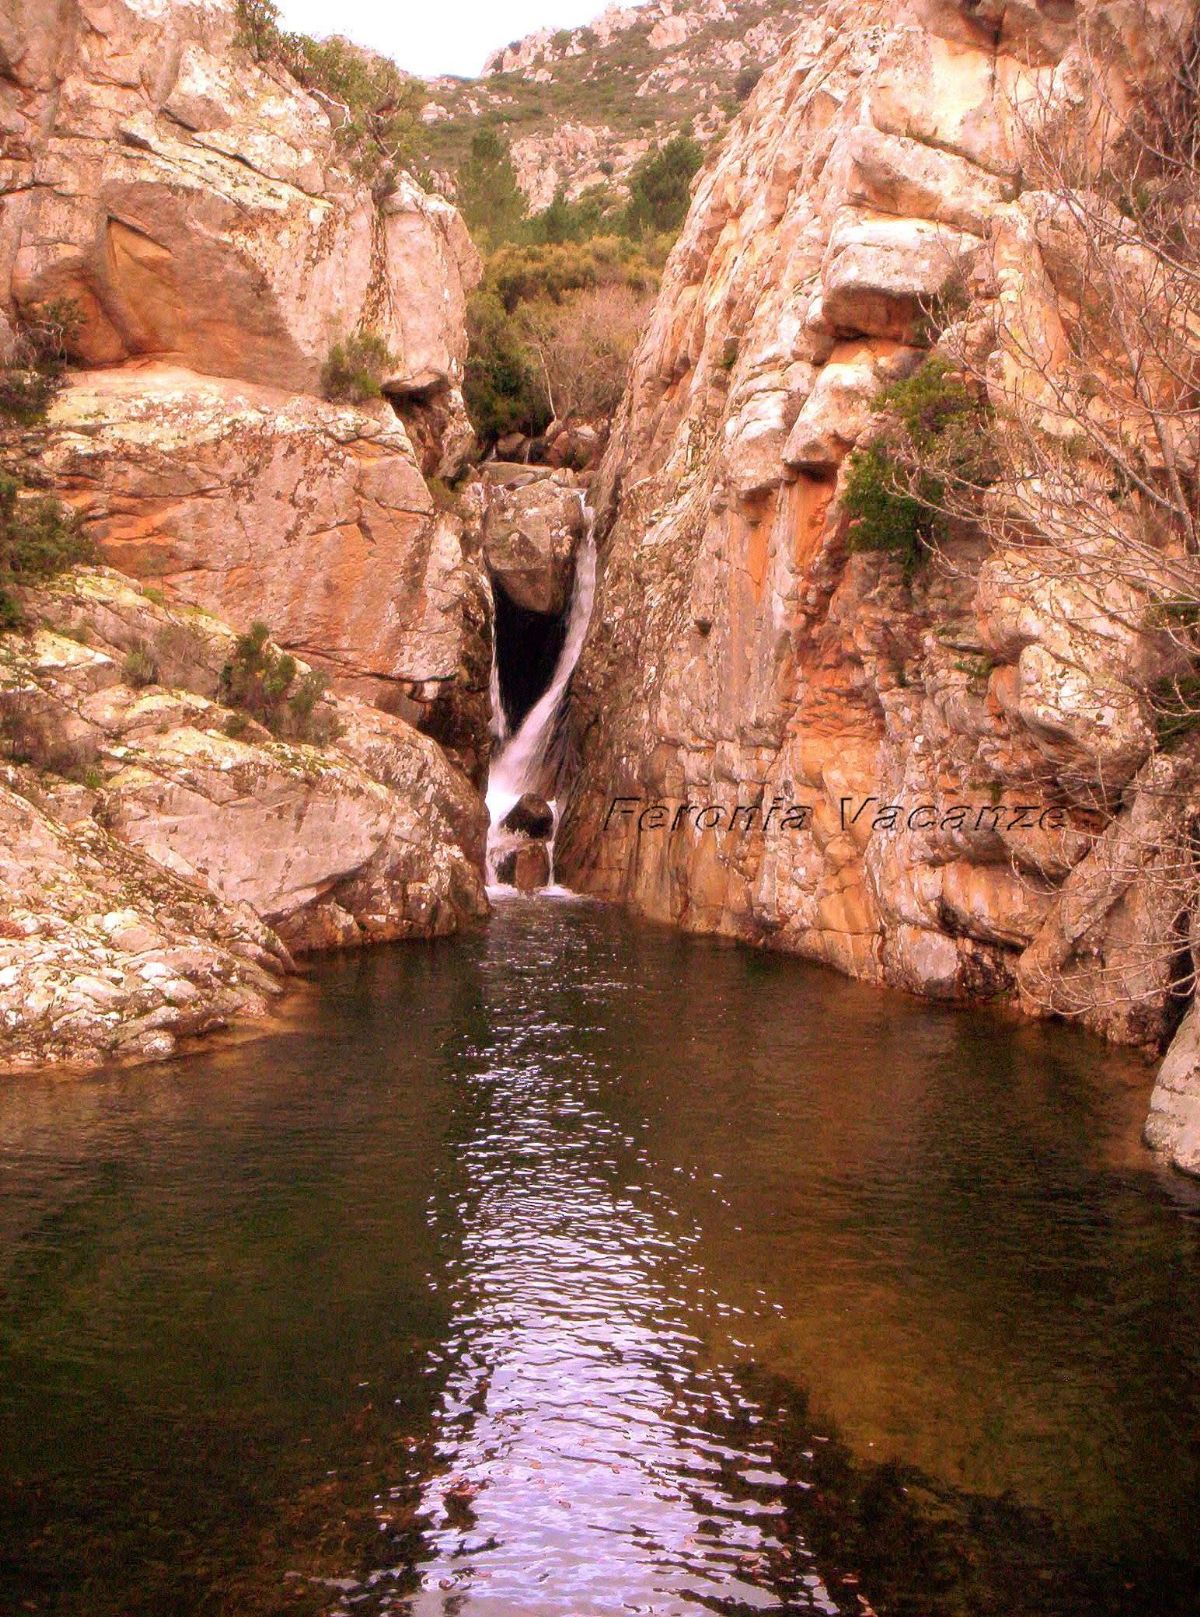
418 0 816 209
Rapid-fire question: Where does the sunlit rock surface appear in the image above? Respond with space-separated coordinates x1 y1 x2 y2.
0 0 490 777
557 0 1197 1078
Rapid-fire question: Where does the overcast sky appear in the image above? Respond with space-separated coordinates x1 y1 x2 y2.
275 0 646 80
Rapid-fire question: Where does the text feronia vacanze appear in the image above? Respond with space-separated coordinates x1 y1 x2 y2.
602 795 1103 836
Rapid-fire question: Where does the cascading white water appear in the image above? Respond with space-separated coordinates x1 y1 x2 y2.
486 499 597 886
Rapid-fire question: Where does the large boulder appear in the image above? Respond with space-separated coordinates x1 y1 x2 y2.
495 841 552 892
501 792 555 839
44 366 492 779
481 466 586 617
1146 1006 1200 1178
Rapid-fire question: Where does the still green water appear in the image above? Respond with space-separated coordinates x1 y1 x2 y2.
1 895 1198 1616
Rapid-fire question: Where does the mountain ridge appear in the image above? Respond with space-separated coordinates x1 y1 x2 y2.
416 0 819 208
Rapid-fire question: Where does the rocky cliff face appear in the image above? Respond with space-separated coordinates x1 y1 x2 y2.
557 0 1200 1155
0 570 487 1069
1 0 491 778
419 0 817 209
0 0 494 1067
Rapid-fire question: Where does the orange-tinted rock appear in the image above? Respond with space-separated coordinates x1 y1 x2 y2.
45 367 492 781
558 0 1196 1055
496 841 552 892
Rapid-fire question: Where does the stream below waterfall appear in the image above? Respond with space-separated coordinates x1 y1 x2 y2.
2 897 1200 1616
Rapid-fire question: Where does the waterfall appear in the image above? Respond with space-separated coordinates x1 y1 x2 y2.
486 499 597 886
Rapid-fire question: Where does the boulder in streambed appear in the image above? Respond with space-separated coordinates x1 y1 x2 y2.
1146 1006 1200 1179
501 794 555 840
496 842 552 893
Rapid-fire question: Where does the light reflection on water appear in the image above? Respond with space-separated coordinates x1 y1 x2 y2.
402 931 819 1614
1 895 1199 1617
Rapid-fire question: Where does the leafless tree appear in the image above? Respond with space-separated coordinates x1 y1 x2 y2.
524 282 655 425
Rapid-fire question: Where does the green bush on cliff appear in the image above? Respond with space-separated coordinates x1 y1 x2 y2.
219 622 342 745
234 0 422 191
320 332 394 405
843 358 992 575
0 299 93 627
0 300 80 428
0 474 95 630
842 446 929 572
622 133 704 237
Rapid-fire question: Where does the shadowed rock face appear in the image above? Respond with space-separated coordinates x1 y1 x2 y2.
557 0 1197 1066
502 793 556 840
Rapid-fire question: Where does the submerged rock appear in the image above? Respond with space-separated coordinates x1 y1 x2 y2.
501 793 555 840
496 842 553 893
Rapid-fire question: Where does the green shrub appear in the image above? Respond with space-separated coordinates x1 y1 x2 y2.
0 369 61 428
873 357 983 455
0 299 81 427
220 622 295 718
121 642 158 688
219 621 342 744
1153 674 1200 748
0 472 95 629
233 0 282 60
843 445 929 571
843 359 992 575
734 64 763 102
464 237 658 447
623 134 704 236
287 669 342 745
456 128 530 251
289 34 423 191
320 332 394 404
464 289 550 445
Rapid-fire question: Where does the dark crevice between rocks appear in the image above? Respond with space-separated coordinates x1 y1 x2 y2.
492 574 568 735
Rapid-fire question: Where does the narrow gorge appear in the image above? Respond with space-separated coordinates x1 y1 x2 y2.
2 0 1200 1613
